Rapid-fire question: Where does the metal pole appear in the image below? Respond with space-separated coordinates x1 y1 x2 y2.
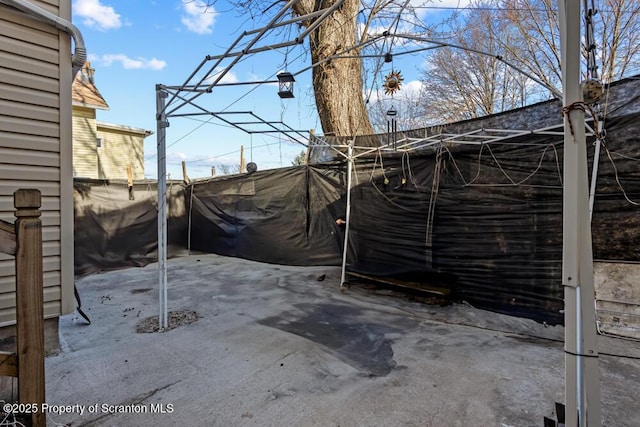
187 184 194 256
156 85 169 331
393 119 397 150
588 126 603 220
340 142 354 286
558 1 601 425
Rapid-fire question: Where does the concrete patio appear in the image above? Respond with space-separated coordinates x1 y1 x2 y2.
44 254 640 426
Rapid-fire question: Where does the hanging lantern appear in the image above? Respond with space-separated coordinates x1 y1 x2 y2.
277 72 295 98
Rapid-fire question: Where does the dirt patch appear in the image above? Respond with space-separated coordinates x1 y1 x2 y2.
135 310 199 333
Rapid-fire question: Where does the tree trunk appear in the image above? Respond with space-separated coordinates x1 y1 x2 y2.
295 0 374 138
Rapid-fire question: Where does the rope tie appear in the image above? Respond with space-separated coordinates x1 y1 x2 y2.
562 101 587 142
562 101 603 142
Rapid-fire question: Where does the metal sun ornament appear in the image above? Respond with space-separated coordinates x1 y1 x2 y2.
383 70 403 95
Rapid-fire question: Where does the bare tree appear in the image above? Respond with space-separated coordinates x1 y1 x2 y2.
197 0 434 140
197 0 640 136
417 0 640 122
494 0 563 95
197 0 374 138
216 163 241 175
295 0 375 138
595 0 640 82
367 85 426 134
495 0 640 88
291 149 308 165
417 7 532 123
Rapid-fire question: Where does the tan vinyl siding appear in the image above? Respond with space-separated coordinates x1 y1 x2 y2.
1 81 59 108
0 285 60 310
0 147 60 167
0 180 61 197
0 66 59 94
0 115 60 137
0 271 60 294
0 49 59 79
0 131 60 152
72 107 98 178
0 0 73 326
0 195 61 212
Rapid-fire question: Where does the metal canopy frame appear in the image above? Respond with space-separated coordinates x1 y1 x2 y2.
168 109 310 147
309 122 594 162
155 2 601 424
158 0 345 121
156 0 565 151
155 0 351 332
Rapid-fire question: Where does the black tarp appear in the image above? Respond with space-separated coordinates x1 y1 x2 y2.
188 165 345 266
74 179 188 277
72 112 640 325
341 114 640 324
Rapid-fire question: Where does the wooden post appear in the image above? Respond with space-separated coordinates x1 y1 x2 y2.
126 163 135 200
14 189 45 427
181 160 190 183
306 129 314 164
0 220 16 256
240 145 246 173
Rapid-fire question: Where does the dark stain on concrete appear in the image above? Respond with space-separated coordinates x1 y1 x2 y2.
259 303 399 376
130 288 152 294
505 333 562 348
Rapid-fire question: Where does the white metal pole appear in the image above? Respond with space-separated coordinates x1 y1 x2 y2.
156 85 169 331
588 131 603 220
187 184 194 255
340 142 354 286
558 1 601 425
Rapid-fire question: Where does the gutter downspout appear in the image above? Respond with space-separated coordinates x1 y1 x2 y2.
1 0 86 78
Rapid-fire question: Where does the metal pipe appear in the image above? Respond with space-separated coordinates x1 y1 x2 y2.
245 8 328 36
589 138 602 220
294 0 344 42
155 86 169 331
559 0 601 425
167 0 302 116
1 0 86 78
340 142 354 286
589 123 604 220
187 184 194 255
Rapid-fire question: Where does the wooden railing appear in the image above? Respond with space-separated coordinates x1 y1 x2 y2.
0 189 45 427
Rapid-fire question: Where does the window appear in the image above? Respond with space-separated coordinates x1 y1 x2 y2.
96 137 103 148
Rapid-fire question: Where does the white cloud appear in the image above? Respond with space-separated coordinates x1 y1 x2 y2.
402 80 424 98
414 0 473 19
73 0 121 31
181 1 217 35
204 68 239 85
95 54 167 70
371 79 424 103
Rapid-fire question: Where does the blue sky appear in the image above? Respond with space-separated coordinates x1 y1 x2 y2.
71 0 468 179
